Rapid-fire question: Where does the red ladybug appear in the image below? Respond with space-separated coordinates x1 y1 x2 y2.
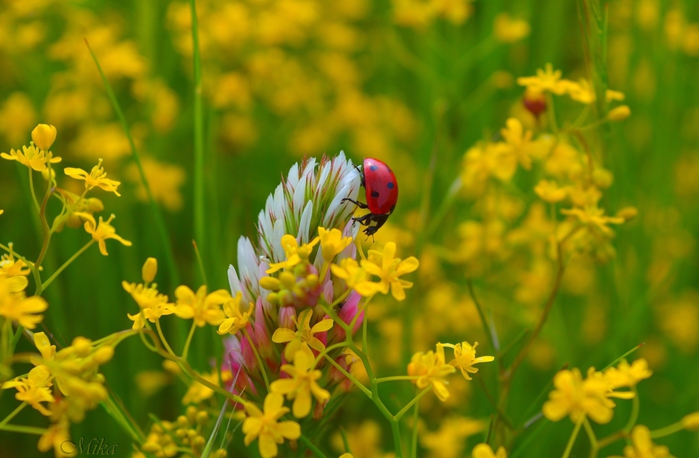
342 157 398 236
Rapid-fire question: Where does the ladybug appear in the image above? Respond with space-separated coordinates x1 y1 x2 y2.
342 157 398 237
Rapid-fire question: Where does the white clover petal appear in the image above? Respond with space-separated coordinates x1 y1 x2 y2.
298 201 313 244
228 264 243 297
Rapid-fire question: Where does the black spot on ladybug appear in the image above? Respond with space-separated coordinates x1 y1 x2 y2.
369 165 378 171
371 191 379 198
387 182 394 189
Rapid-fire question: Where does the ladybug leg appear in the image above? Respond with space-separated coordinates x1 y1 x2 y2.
341 197 369 210
351 213 374 226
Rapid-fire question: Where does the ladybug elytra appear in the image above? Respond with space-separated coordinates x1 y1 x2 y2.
342 157 399 237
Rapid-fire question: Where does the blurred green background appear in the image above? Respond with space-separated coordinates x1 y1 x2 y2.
1 0 699 456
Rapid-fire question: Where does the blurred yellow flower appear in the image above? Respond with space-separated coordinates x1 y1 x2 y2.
604 358 652 389
534 179 568 203
0 252 31 292
182 369 228 404
123 281 174 329
271 351 330 418
64 158 121 196
272 309 333 361
516 63 568 95
0 278 48 329
77 213 132 256
682 412 699 431
608 425 671 458
31 124 57 151
1 365 54 416
500 117 535 169
472 443 507 458
141 257 158 283
494 13 530 43
1 143 62 172
173 285 230 327
243 393 301 458
421 416 485 458
126 157 186 212
608 105 632 122
361 242 419 301
561 205 625 236
407 343 456 401
0 92 36 145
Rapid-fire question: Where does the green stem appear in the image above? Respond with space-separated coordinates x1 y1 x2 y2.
243 328 270 390
41 240 94 292
546 93 559 133
0 423 47 435
467 280 498 353
190 0 206 277
623 387 639 433
0 402 27 430
395 387 431 421
375 375 420 384
323 354 371 398
84 38 180 288
181 322 197 361
27 168 40 213
156 320 176 356
410 392 420 458
649 421 685 439
582 418 598 458
561 416 584 458
299 432 329 458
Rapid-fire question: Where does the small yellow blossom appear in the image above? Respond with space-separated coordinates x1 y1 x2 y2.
604 358 652 389
272 309 333 361
361 242 419 301
31 124 57 151
407 344 456 402
318 227 353 263
543 368 634 424
77 213 132 256
682 412 699 430
494 13 530 43
173 285 230 327
609 425 671 458
1 365 54 416
421 417 486 458
243 393 301 458
271 351 330 418
182 369 230 404
267 234 320 274
472 443 508 458
561 205 625 236
142 257 158 283
446 341 494 380
331 258 381 297
534 179 568 203
218 291 254 335
500 117 535 169
52 189 104 232
0 278 48 329
608 105 631 122
1 143 62 172
0 252 31 292
516 63 568 95
37 412 70 457
123 281 174 329
64 158 122 196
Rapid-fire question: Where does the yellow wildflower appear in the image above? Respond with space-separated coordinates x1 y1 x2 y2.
421 417 486 458
271 351 330 418
361 242 419 301
0 278 48 329
182 370 230 404
173 285 230 327
77 213 132 256
1 365 54 416
37 412 70 457
123 282 174 329
126 157 186 212
272 308 333 361
0 92 36 145
446 341 494 380
604 358 652 389
64 158 122 196
0 252 31 292
318 227 353 263
608 425 671 458
31 124 57 151
561 205 625 236
52 189 104 232
516 63 568 95
218 291 254 335
331 258 381 297
267 234 320 274
500 117 535 169
472 443 508 458
243 393 301 458
534 179 568 203
543 368 633 424
407 343 456 402
494 13 530 43
608 105 631 122
1 143 62 172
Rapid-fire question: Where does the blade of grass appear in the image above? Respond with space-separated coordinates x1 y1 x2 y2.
190 0 206 282
84 39 180 288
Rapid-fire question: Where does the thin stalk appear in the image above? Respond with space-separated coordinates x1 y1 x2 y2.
323 354 371 398
27 169 40 213
375 375 420 384
0 424 47 435
242 328 270 390
410 392 420 458
582 418 598 458
190 0 206 275
84 39 180 288
181 322 197 361
394 387 431 421
561 417 584 458
41 240 94 291
299 433 329 458
0 402 27 430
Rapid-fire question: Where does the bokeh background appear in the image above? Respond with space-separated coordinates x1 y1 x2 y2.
1 0 699 456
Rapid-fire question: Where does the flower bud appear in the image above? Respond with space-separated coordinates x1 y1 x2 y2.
93 346 114 364
608 105 631 122
592 168 614 189
72 336 92 357
616 206 638 222
142 257 158 283
31 124 57 151
682 412 699 430
162 359 181 374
